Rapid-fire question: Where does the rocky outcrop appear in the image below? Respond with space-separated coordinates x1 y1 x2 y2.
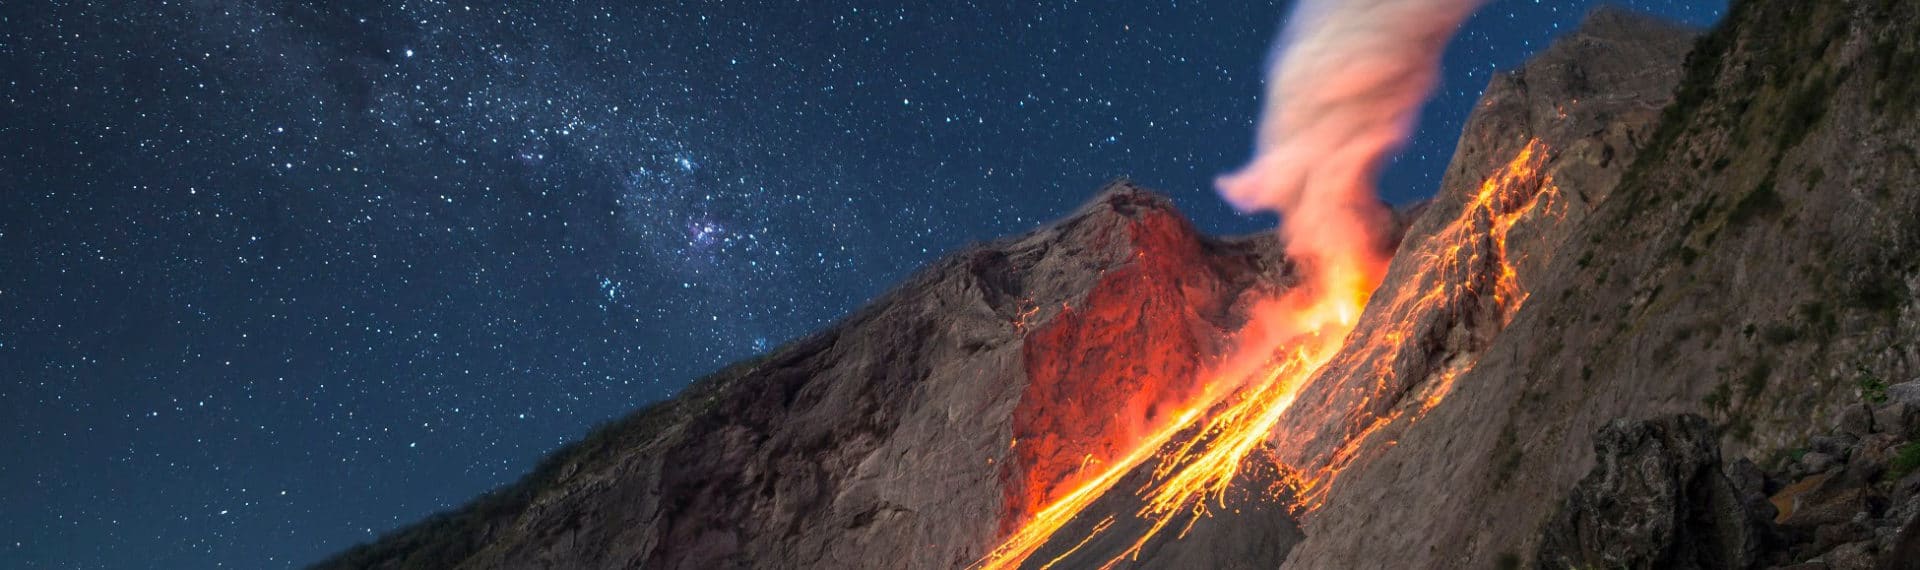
1539 380 1920 570
1534 415 1761 570
1757 380 1920 569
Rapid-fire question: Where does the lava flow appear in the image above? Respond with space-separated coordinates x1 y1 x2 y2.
974 140 1559 570
1277 139 1562 512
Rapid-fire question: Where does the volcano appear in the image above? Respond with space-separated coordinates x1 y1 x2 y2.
318 2 1920 569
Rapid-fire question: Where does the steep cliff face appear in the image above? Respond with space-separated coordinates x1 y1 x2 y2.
1254 4 1697 514
1285 0 1920 567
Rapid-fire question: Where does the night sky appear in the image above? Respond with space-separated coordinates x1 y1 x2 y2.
2 1 1723 568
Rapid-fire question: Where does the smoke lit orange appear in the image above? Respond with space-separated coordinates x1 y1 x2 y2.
974 140 1558 569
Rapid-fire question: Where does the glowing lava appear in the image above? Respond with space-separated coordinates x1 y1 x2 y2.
1277 139 1562 512
975 140 1559 570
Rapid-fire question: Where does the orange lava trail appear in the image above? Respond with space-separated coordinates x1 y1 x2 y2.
973 408 1202 570
1277 139 1561 512
975 141 1558 570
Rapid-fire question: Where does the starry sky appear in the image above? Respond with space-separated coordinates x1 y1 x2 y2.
0 1 1723 568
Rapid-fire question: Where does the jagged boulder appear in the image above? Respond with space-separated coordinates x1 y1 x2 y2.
1540 395 1920 569
1534 415 1761 570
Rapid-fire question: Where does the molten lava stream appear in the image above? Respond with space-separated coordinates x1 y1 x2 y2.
975 264 1375 570
975 140 1559 570
1261 139 1561 513
974 408 1203 570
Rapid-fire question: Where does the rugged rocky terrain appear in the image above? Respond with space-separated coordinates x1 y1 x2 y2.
1535 381 1920 569
316 1 1920 568
1268 4 1698 496
1281 0 1920 567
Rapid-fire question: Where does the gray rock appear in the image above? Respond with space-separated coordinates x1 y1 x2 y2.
1880 511 1920 570
1839 404 1878 438
1897 472 1920 500
1874 403 1915 438
1534 415 1759 570
1813 435 1860 458
1807 452 1843 474
1814 523 1876 554
1886 381 1920 408
1823 541 1877 570
1730 458 1783 525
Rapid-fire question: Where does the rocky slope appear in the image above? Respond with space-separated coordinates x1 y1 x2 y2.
316 1 1920 568
1535 378 1920 569
1267 5 1698 495
1283 0 1920 567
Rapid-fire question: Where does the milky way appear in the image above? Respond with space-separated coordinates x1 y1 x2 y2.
0 1 1721 567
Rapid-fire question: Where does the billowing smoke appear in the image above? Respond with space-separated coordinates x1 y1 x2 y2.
1219 0 1484 310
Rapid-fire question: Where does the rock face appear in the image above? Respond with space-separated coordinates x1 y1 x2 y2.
1268 5 1699 491
1534 415 1760 570
1282 0 1920 566
1273 5 1704 563
316 1 1920 568
1539 400 1920 569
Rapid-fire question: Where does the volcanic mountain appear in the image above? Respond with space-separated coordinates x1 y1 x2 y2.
317 2 1920 568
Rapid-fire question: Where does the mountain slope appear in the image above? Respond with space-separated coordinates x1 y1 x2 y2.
1282 0 1920 566
1266 6 1698 504
315 185 1326 569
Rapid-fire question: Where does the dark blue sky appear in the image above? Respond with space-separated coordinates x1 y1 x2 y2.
0 1 1722 568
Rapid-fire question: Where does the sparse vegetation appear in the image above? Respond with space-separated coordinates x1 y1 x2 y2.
1496 552 1522 570
1760 322 1800 345
1703 382 1733 414
1796 301 1838 341
1775 72 1833 152
1888 442 1920 481
1767 446 1810 472
1727 177 1783 227
1492 425 1524 488
1677 245 1701 266
1857 366 1890 404
1869 33 1919 117
1727 415 1755 443
1742 358 1773 398
1845 270 1908 313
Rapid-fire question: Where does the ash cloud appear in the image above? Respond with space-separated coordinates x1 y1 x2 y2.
1218 0 1484 281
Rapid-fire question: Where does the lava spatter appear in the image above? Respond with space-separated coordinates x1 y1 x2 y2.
978 141 1561 570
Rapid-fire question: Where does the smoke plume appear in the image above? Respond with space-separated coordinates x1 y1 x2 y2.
1219 0 1484 303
